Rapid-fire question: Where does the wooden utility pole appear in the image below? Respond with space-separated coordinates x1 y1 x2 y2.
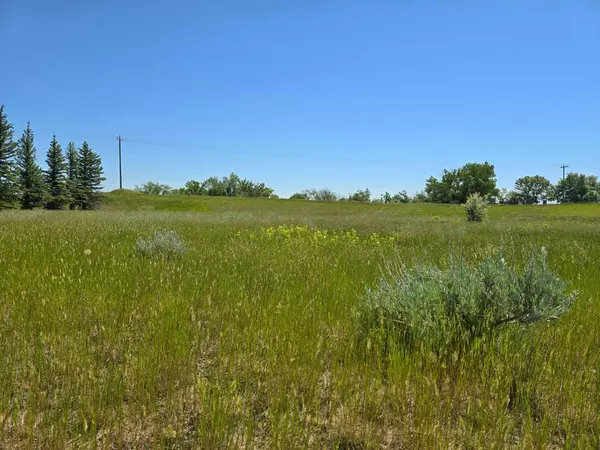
560 164 569 180
118 136 123 189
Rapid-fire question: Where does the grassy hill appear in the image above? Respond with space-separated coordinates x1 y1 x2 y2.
104 189 600 222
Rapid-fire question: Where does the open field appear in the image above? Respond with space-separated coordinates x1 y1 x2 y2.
1 191 600 448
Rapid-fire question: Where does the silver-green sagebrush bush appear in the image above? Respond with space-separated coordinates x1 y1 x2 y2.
464 192 488 222
359 247 577 352
135 230 186 258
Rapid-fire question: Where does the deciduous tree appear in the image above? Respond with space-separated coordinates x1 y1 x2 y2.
514 175 553 204
555 173 599 203
425 162 498 203
134 181 173 195
348 188 371 203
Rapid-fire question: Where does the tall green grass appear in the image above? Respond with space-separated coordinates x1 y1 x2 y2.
0 205 599 448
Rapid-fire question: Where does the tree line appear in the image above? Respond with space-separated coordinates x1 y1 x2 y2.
291 162 600 204
135 173 276 198
136 161 600 205
423 162 600 204
0 105 105 210
289 188 410 203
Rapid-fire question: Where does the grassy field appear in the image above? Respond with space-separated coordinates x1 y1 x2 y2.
1 191 600 448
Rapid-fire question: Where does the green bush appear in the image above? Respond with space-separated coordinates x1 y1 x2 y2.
135 230 186 258
464 192 488 222
358 247 576 352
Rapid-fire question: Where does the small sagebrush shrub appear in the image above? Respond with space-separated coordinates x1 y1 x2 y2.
135 230 186 258
358 247 576 353
464 192 488 222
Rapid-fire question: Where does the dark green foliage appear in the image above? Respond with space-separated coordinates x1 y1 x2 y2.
137 173 275 198
212 173 273 197
201 176 225 196
237 178 274 198
65 142 79 210
224 172 241 197
347 188 371 203
425 170 461 203
182 180 204 195
497 188 521 204
514 175 553 204
0 105 18 208
289 192 309 200
411 191 429 203
425 162 498 204
301 188 339 201
381 190 409 203
555 173 599 203
359 248 576 353
44 136 69 209
134 181 173 195
75 141 105 210
17 122 46 209
457 162 499 202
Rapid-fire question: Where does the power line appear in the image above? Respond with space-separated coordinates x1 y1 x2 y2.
120 136 426 166
111 136 600 189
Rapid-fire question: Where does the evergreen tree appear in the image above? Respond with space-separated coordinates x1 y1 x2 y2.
44 136 68 209
76 141 105 210
65 142 79 209
17 122 46 209
0 105 18 209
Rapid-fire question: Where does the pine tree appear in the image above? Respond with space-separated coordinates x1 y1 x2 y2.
17 122 46 209
76 141 105 210
44 136 68 209
0 105 18 209
65 142 79 210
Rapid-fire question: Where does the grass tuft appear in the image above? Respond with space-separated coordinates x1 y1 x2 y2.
135 229 186 258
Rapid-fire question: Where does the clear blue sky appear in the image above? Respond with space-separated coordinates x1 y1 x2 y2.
2 1 599 198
